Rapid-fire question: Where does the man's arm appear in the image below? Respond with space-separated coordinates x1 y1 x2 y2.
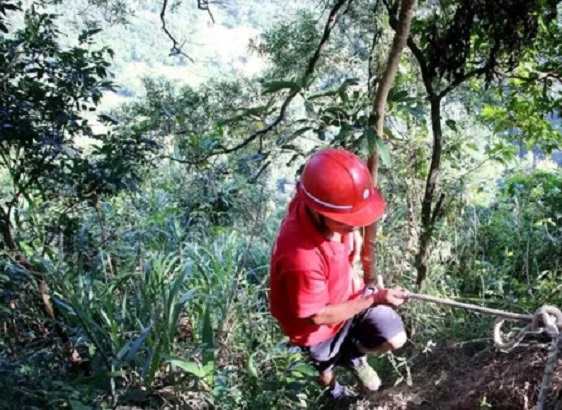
308 294 375 325
309 288 407 325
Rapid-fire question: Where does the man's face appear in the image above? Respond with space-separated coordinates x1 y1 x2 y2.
323 217 359 235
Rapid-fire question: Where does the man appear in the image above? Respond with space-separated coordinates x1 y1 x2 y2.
269 148 408 400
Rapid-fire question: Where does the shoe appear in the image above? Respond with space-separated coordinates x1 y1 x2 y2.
325 382 356 401
348 357 381 393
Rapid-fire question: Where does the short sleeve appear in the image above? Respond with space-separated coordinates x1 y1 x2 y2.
281 269 329 318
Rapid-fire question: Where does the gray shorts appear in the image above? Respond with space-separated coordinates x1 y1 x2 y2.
299 287 405 374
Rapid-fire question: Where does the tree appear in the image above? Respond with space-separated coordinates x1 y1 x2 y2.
361 0 417 284
0 5 157 250
381 0 561 286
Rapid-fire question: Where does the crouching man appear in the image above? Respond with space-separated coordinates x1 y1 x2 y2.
269 148 408 401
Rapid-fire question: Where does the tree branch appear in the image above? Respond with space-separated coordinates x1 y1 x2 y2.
7 151 55 215
438 66 490 99
197 0 215 23
367 17 382 93
373 0 417 145
160 0 195 63
430 192 445 227
161 154 198 165
494 68 562 84
362 0 417 283
383 0 434 98
208 0 352 157
248 160 271 184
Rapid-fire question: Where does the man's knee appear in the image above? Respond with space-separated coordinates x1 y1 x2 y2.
358 330 407 354
354 305 406 351
386 330 407 350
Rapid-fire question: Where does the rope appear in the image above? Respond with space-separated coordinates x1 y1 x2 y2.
407 293 535 322
406 292 562 409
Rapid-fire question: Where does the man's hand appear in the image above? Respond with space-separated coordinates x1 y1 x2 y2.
372 287 409 308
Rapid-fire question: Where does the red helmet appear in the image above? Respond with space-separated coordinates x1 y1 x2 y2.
297 148 385 227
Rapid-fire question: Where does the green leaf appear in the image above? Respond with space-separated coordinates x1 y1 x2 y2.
338 89 349 103
166 356 203 378
376 138 392 167
383 126 395 140
339 78 360 89
165 261 188 330
388 88 409 103
308 89 339 100
365 128 377 154
334 124 352 143
290 363 317 377
202 303 214 367
249 153 266 161
144 340 162 385
297 74 315 89
115 324 153 363
246 352 259 379
445 119 458 132
304 100 315 117
316 128 326 141
278 127 312 146
262 80 299 94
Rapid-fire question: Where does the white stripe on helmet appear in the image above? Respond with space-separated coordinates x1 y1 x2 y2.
300 181 353 210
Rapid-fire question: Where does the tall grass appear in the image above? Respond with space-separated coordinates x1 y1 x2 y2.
38 192 320 409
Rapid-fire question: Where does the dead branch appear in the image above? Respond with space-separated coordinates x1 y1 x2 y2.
160 0 195 63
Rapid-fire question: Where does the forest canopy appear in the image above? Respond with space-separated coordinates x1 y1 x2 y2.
1 0 562 409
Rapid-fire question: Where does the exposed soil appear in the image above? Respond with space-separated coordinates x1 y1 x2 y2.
337 343 562 410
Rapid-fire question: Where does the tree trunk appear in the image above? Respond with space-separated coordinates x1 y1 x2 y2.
362 0 417 283
415 95 444 287
0 207 16 250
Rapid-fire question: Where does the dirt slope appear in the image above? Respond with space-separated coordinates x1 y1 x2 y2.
328 343 562 410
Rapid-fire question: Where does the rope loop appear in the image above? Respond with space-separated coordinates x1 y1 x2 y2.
492 305 561 352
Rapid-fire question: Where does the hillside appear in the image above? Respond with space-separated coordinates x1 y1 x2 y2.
43 0 309 109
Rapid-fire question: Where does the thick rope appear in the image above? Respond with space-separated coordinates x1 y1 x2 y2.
407 293 535 321
406 292 562 409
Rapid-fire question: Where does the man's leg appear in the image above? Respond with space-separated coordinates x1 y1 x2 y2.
308 355 351 400
341 304 406 393
304 320 356 400
353 305 407 354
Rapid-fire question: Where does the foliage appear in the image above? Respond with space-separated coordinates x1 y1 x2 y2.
0 5 157 249
114 78 274 230
479 14 562 153
2 0 562 409
250 10 320 79
476 170 562 281
1 187 320 408
412 0 559 84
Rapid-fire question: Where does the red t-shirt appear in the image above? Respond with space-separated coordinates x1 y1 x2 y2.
269 193 363 346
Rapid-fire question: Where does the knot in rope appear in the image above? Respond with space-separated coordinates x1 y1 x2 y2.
493 305 562 352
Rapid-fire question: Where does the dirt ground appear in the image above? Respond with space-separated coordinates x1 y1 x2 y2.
332 342 562 410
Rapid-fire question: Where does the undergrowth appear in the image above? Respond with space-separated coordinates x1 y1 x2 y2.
1 170 561 409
